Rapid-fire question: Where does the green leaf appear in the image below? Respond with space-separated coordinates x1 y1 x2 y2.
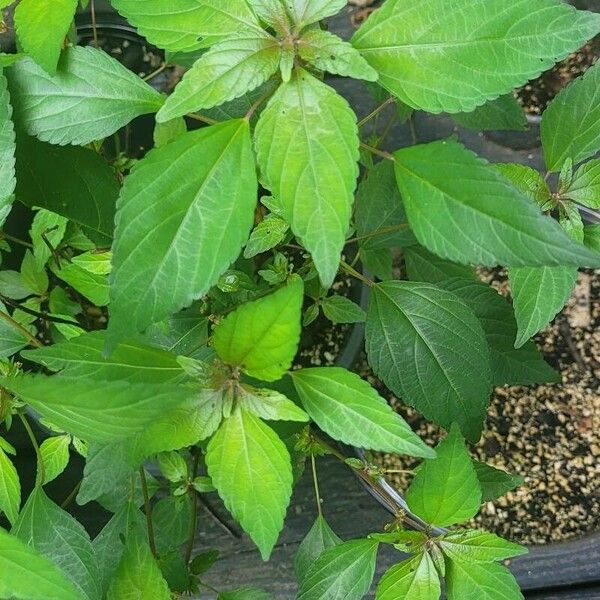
106 531 170 600
0 528 86 600
565 159 600 208
352 0 600 114
108 120 257 343
495 163 551 208
22 330 185 383
29 209 68 270
289 0 346 28
219 588 275 600
39 435 70 484
0 447 20 525
439 278 559 386
366 281 491 442
291 367 433 457
12 487 101 600
8 47 164 146
0 71 15 225
244 214 289 259
298 30 378 81
0 374 196 442
439 530 527 563
509 266 578 347
404 246 475 284
376 553 441 600
473 463 523 505
20 250 48 295
255 69 359 286
297 538 379 600
251 0 290 31
0 272 32 300
394 140 600 268
111 0 264 52
157 451 188 483
71 251 112 275
542 61 600 171
584 223 600 252
451 95 526 132
294 516 341 584
153 117 186 147
206 406 292 559
321 295 366 324
15 135 118 246
14 0 78 74
158 36 280 121
239 385 309 422
406 424 482 527
213 276 303 381
50 259 109 306
153 494 193 552
445 557 524 600
0 301 30 358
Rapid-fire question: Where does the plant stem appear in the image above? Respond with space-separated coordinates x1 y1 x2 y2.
357 97 395 128
0 310 43 348
60 481 82 508
0 232 33 248
19 413 46 484
186 112 219 125
0 296 79 327
346 223 409 244
139 467 158 556
245 88 274 121
90 0 99 48
310 453 323 518
339 260 375 287
185 453 200 564
143 63 168 82
360 142 395 161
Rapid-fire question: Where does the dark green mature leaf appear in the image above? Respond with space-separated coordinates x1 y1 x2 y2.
404 246 475 284
22 330 185 383
8 47 164 146
15 135 118 246
108 120 257 343
376 553 441 600
508 266 578 347
289 0 347 28
0 71 15 225
352 0 600 114
0 447 20 525
0 374 196 441
206 406 292 559
0 528 85 600
542 62 600 171
14 0 78 74
565 159 600 208
298 30 378 81
439 530 527 563
153 494 193 552
297 538 379 600
584 223 600 252
452 95 527 132
50 260 109 306
366 281 491 442
445 557 524 600
474 461 524 502
439 279 559 386
12 488 101 600
106 531 170 600
395 140 600 268
213 276 303 381
158 36 280 120
321 295 366 324
406 425 481 527
255 69 359 287
295 516 342 584
291 367 434 457
495 163 551 208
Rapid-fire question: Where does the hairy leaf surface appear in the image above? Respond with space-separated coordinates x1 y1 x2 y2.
376 553 441 600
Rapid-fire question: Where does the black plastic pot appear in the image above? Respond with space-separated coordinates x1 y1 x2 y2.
485 113 542 150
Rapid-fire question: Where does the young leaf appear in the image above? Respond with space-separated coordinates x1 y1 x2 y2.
288 0 347 28
212 276 303 381
13 0 78 74
473 461 525 502
39 435 70 484
108 120 257 343
445 557 524 600
69 251 112 276
297 538 379 600
50 259 109 307
404 246 475 284
376 553 441 600
20 250 48 295
255 69 359 287
106 531 170 600
153 117 187 147
243 214 289 259
0 446 20 525
439 530 527 563
206 406 293 560
239 386 309 422
157 36 280 121
394 140 600 268
8 47 164 146
0 71 15 225
0 528 85 600
509 266 578 347
12 487 102 600
251 0 290 31
352 0 600 114
0 374 196 442
565 159 600 208
405 424 482 527
294 516 342 584
321 295 366 324
495 163 552 208
0 300 31 358
451 95 527 132
366 281 492 442
291 367 434 457
157 451 188 483
298 30 378 81
542 62 600 171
